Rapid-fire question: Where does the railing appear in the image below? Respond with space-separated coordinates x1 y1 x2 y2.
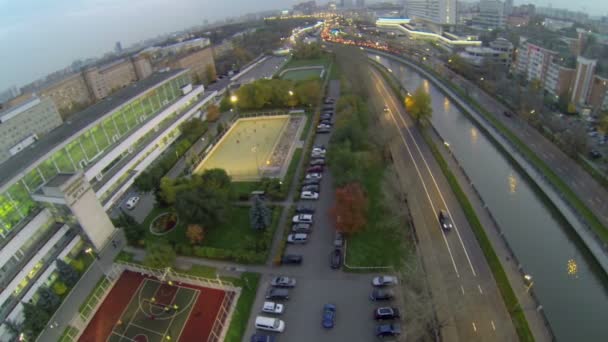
207 290 239 342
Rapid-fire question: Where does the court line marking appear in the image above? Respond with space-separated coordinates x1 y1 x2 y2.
108 331 137 342
460 285 465 295
138 280 201 320
374 72 460 277
491 320 496 330
129 322 165 336
472 322 477 332
478 284 483 294
173 290 202 342
107 278 147 342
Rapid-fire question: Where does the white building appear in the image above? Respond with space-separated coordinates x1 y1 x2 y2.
405 0 457 25
473 0 505 29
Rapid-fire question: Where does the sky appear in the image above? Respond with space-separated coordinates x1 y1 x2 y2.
0 0 606 91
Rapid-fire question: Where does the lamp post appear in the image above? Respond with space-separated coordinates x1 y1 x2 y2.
230 95 238 116
512 274 534 312
86 247 105 275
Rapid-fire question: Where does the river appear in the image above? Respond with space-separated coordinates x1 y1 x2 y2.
372 54 608 341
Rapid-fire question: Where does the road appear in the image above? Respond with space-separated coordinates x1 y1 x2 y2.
368 68 517 341
243 81 383 342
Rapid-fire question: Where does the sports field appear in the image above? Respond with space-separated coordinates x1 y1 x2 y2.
79 271 226 342
281 68 323 81
195 116 289 181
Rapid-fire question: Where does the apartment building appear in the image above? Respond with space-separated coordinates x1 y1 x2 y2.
473 0 506 29
84 58 138 100
0 69 217 340
0 97 63 164
39 73 93 117
405 0 457 25
160 47 217 84
544 60 575 97
515 39 559 82
570 56 597 105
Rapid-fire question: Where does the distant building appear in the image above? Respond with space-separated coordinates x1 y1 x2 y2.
571 56 597 105
0 96 63 164
545 59 575 97
161 47 217 84
39 73 93 117
114 41 123 54
473 0 505 29
293 1 317 15
535 6 588 24
0 86 21 104
356 0 365 8
84 58 138 100
542 18 574 32
516 38 560 83
458 39 513 70
405 0 456 25
503 0 513 15
340 0 353 8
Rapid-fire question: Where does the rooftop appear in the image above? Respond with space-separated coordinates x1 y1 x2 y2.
0 68 186 189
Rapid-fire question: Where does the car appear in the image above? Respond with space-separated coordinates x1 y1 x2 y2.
266 288 289 300
125 196 140 210
438 210 453 231
295 205 315 214
313 145 326 153
320 119 333 125
321 113 333 118
372 275 399 287
250 334 276 342
300 191 319 200
292 223 312 233
374 307 401 320
270 276 296 288
301 184 320 193
323 106 334 111
383 105 389 112
302 178 321 186
311 151 326 158
317 128 331 134
309 158 325 166
317 123 332 129
322 304 337 329
287 233 309 244
370 289 394 301
376 323 401 338
503 110 513 117
262 301 284 314
590 150 602 159
305 173 323 180
292 214 313 223
330 249 342 269
281 254 303 265
333 232 344 248
307 165 324 173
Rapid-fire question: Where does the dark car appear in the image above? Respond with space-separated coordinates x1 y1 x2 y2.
317 128 331 134
301 179 320 186
270 276 296 288
266 288 289 300
330 249 342 269
320 119 333 125
292 223 312 233
590 150 602 159
322 304 337 329
250 334 276 342
374 307 401 320
438 210 453 231
295 205 315 214
309 158 325 166
370 289 394 301
376 323 401 338
307 165 324 173
333 232 344 248
503 110 513 117
281 254 303 265
301 184 320 193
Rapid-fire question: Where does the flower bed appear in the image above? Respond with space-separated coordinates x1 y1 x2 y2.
149 212 179 235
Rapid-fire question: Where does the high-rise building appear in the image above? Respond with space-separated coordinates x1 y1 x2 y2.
341 0 353 8
405 0 456 25
114 41 123 54
571 56 597 105
356 0 365 8
473 0 505 29
84 58 138 100
504 0 513 15
0 86 21 104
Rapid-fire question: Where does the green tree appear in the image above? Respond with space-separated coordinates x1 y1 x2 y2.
599 111 608 134
22 302 50 339
180 118 207 142
405 85 433 125
205 64 217 84
206 104 220 122
159 177 177 205
36 286 61 313
200 168 232 190
250 196 271 230
295 80 321 107
53 281 68 296
219 93 231 112
144 241 176 268
56 259 79 287
113 213 144 245
174 187 230 227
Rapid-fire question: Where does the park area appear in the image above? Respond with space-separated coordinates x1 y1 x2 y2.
78 271 228 342
194 116 289 181
280 68 324 81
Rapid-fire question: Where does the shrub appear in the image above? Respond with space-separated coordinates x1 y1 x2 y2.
53 281 68 296
70 258 85 273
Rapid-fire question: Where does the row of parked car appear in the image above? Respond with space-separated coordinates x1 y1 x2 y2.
250 276 298 341
369 275 402 338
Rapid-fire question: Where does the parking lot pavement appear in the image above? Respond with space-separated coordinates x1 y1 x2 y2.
110 190 156 224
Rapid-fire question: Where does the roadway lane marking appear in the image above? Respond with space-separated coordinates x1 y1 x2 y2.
373 76 461 278
491 320 496 331
478 284 483 294
387 80 478 277
472 322 477 332
461 285 465 295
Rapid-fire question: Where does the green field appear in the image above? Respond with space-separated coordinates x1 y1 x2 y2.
195 116 288 181
281 69 323 81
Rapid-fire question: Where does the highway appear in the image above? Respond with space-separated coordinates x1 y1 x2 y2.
368 68 517 341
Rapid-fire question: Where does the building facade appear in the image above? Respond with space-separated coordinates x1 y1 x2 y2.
515 39 559 83
544 61 575 97
39 73 93 117
570 56 597 105
0 97 63 164
0 69 217 339
167 47 217 84
84 59 138 101
473 0 505 29
405 0 456 25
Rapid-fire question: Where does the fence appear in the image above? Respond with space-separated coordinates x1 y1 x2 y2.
207 290 239 342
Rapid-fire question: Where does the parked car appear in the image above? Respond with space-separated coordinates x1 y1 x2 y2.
300 191 319 200
330 249 342 269
255 316 285 333
438 210 453 231
301 178 320 186
281 254 303 265
383 105 389 112
370 289 394 301
292 223 312 233
125 196 140 210
301 185 320 193
333 232 344 248
320 114 333 120
295 205 315 214
262 301 284 314
590 150 602 159
250 334 276 342
311 151 326 158
322 304 337 329
376 323 401 338
270 276 296 288
307 165 324 173
266 288 289 300
374 307 401 320
313 145 326 153
317 127 331 134
292 214 313 223
372 275 399 287
287 233 309 244
309 158 325 166
503 110 513 117
305 173 323 180
317 123 332 129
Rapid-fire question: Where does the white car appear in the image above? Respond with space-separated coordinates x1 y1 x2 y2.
372 275 399 287
305 173 323 180
317 123 332 129
287 233 309 244
262 301 284 314
292 214 313 223
125 196 140 210
300 191 319 200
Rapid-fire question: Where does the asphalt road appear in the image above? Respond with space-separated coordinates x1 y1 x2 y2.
244 81 390 342
232 56 288 84
368 69 517 341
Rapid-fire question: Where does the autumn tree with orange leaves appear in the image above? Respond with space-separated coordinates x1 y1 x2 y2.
330 183 368 235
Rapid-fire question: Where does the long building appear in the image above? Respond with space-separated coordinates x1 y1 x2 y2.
405 0 456 25
0 68 217 339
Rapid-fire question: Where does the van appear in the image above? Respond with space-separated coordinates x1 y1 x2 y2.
255 316 285 332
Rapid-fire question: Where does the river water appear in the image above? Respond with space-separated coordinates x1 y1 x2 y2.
373 54 608 341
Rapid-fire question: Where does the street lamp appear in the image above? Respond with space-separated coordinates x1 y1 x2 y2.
288 90 294 96
86 247 105 275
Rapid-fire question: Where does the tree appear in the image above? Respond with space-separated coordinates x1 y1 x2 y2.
405 85 433 125
159 177 177 205
206 104 220 122
53 281 68 296
180 118 207 142
599 111 608 134
56 259 79 287
330 183 368 235
113 213 144 245
186 224 205 244
205 64 217 84
22 302 50 339
174 187 230 227
250 196 271 230
219 93 232 112
144 241 176 268
200 168 232 191
295 80 322 107
36 286 61 313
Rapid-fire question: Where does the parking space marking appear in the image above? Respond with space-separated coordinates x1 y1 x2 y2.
491 320 496 330
461 285 465 295
478 284 483 294
472 322 477 332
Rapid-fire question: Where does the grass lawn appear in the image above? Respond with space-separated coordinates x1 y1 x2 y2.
232 181 262 199
299 112 314 141
224 272 261 342
181 264 217 278
283 57 331 70
281 69 323 81
204 207 256 250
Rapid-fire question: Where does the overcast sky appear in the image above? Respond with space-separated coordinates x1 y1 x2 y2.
0 0 606 91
